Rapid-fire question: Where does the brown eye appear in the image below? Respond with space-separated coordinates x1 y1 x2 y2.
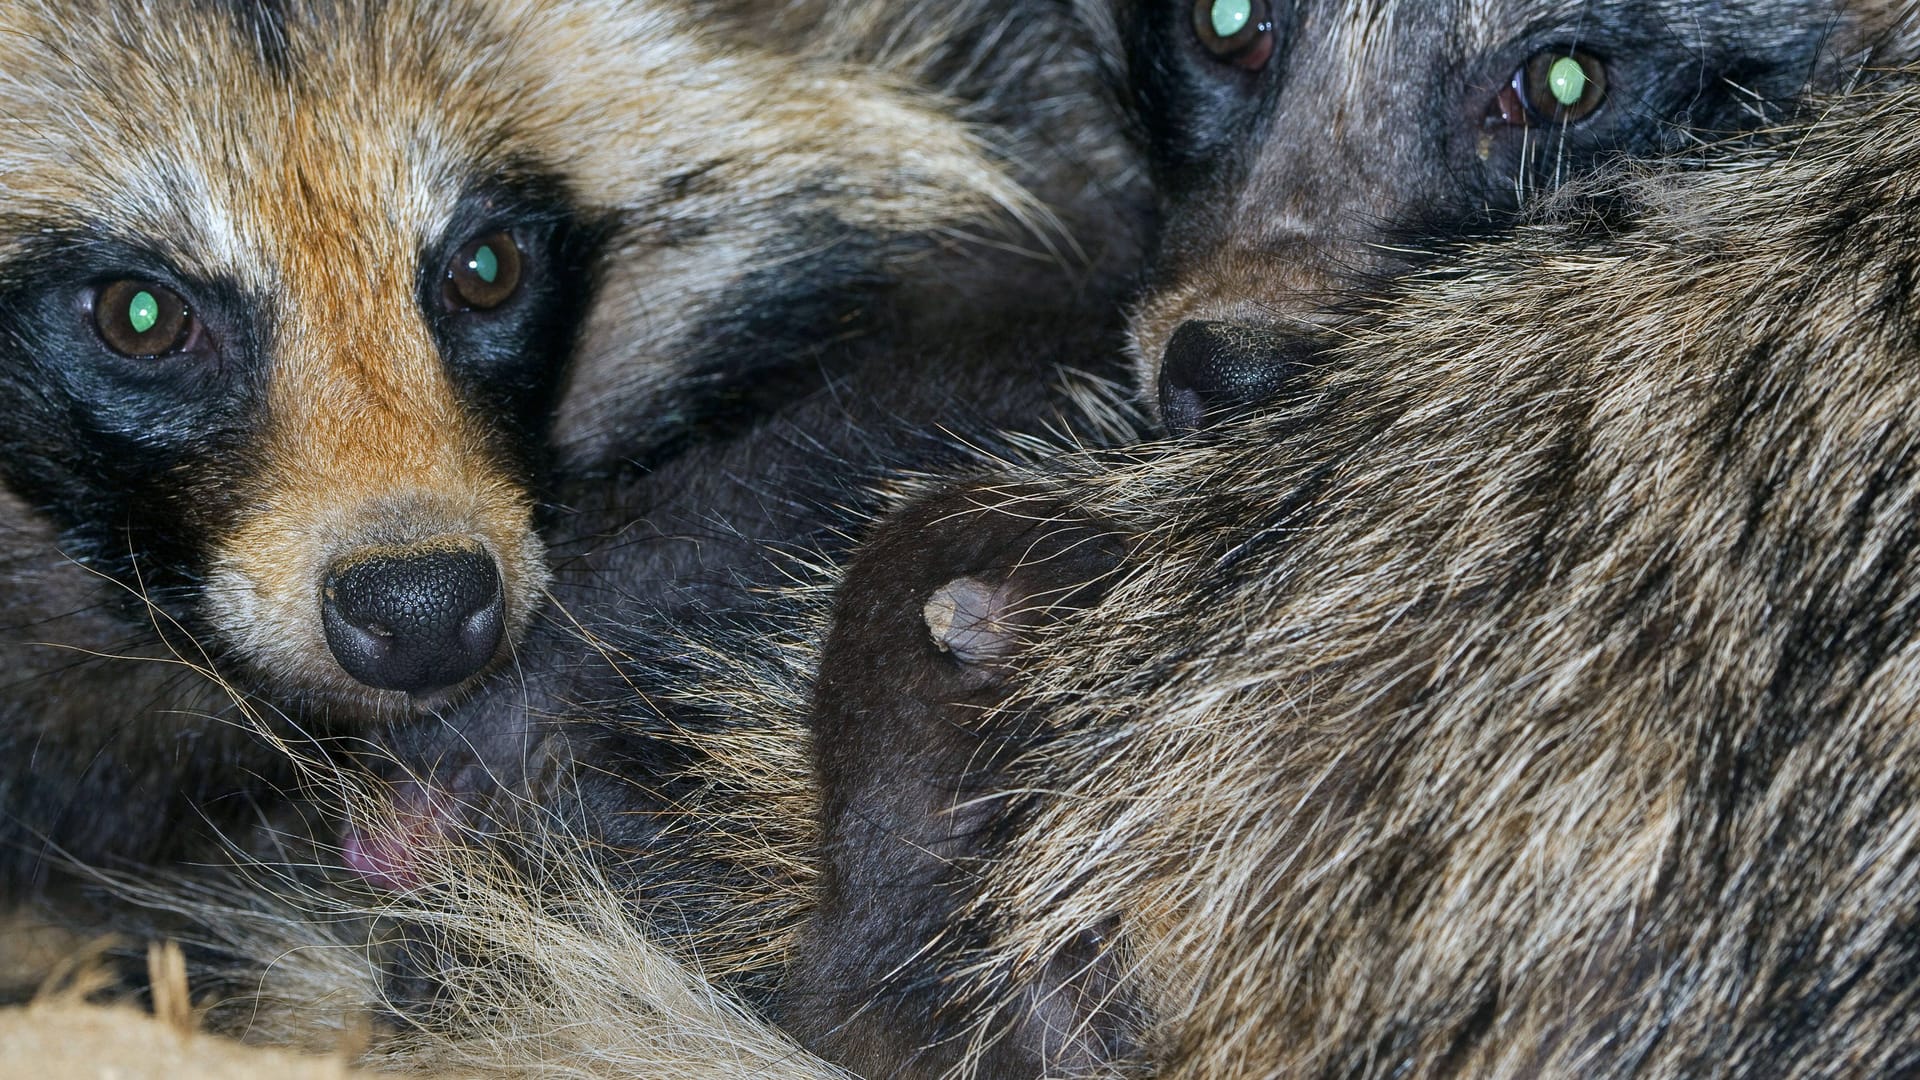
1512 48 1605 124
444 231 523 311
94 280 193 358
1192 0 1275 71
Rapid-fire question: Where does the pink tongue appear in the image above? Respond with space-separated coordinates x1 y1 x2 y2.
340 782 455 892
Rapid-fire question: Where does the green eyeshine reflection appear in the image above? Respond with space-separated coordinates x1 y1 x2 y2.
128 290 159 335
1548 56 1587 107
470 244 500 284
1210 0 1251 39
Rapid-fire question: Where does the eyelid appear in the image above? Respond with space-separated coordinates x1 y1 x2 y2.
1484 47 1608 129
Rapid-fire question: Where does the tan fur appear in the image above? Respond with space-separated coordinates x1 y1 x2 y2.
0 1003 360 1080
100 773 845 1079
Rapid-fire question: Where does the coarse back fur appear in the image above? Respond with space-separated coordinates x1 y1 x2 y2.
781 2 1920 1073
903 71 1920 1077
161 60 1920 1080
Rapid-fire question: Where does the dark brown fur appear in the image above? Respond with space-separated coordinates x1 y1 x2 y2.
788 485 1130 1075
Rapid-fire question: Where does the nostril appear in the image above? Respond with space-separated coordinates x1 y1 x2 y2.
1157 319 1324 435
320 541 506 694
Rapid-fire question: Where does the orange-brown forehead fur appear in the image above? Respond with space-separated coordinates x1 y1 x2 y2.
0 0 561 701
0 3 534 353
0 0 1057 702
250 94 492 532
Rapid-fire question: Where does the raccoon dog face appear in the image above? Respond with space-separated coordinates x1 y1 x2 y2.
1120 0 1904 429
0 0 1023 714
0 3 614 707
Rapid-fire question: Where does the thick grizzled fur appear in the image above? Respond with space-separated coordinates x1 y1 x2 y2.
343 382 1145 1017
781 1 1920 1074
73 0 1152 1027
811 74 1920 1077
179 68 1920 1080
307 0 1161 1009
0 0 1128 905
1118 0 1916 427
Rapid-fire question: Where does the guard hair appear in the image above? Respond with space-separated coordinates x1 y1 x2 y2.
123 71 1920 1079
908 69 1920 1077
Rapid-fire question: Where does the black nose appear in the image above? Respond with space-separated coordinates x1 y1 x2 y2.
1158 319 1322 435
321 541 505 693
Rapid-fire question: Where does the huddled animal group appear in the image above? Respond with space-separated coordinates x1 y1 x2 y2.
3 0 1919 1076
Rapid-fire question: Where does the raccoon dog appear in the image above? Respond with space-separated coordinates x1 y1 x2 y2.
1114 0 1916 432
322 0 1154 1016
784 1 1920 1074
182 52 1920 1080
798 70 1920 1077
18 0 1154 1030
0 0 1080 904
